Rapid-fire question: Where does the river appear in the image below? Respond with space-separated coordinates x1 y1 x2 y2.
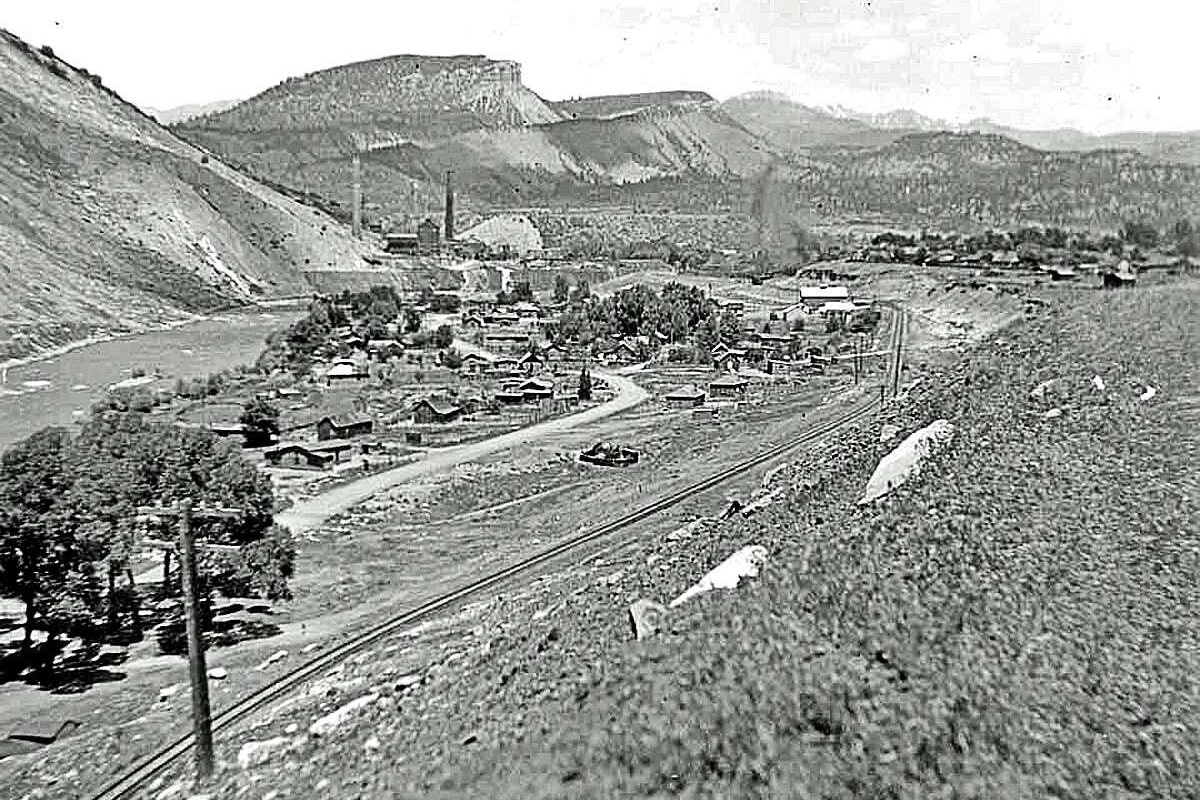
0 310 302 449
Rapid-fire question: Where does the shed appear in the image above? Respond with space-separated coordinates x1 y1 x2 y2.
411 397 462 425
664 384 707 408
799 285 850 307
326 359 367 382
264 444 350 470
316 415 375 441
709 374 750 397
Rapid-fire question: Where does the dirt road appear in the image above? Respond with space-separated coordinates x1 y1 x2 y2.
274 361 648 534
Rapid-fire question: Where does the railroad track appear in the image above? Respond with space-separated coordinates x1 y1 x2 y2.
92 314 905 800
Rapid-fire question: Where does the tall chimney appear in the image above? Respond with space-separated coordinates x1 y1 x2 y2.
444 169 455 242
351 151 362 239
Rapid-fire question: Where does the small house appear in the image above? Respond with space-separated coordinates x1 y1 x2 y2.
692 406 720 422
518 377 555 403
518 350 544 373
460 352 494 375
411 397 463 425
490 356 520 374
385 233 420 255
460 313 486 329
664 384 706 409
709 374 749 398
799 285 850 308
264 443 352 470
541 342 568 363
326 359 367 383
316 415 374 441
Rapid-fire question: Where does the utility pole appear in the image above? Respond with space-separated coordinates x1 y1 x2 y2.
137 500 241 781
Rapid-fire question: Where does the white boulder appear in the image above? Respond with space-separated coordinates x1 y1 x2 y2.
237 737 289 770
859 419 955 504
309 693 380 738
669 545 769 609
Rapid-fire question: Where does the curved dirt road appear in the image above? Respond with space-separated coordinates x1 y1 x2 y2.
275 367 648 534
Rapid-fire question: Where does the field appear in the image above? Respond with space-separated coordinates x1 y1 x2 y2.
90 279 1199 800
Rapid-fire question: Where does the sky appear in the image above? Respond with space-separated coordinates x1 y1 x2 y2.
5 0 1197 134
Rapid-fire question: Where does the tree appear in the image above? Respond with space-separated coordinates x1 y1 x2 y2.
403 307 423 333
432 324 454 350
239 396 280 448
0 428 82 653
442 349 464 370
575 279 591 303
578 368 593 401
512 280 534 303
553 274 571 303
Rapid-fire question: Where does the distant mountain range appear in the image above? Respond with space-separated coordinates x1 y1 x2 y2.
719 91 1200 165
145 99 240 125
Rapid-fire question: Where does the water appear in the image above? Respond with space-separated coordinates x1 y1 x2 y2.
0 310 302 449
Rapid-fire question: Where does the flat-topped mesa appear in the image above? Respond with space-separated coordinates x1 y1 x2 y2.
186 54 557 136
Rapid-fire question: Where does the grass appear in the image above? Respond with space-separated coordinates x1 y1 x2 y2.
182 280 1199 800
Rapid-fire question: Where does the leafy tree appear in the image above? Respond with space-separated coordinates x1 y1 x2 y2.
403 307 423 333
1120 220 1160 249
442 349 464 370
578 368 593 401
553 274 571 303
511 280 534 303
0 428 82 652
432 324 454 350
239 395 280 448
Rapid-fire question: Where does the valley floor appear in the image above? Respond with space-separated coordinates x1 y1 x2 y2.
120 279 1198 799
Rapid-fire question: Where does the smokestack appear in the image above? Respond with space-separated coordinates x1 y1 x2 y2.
444 169 455 242
351 151 362 239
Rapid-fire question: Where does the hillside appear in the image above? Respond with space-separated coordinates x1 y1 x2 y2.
178 63 779 216
553 91 714 120
799 132 1200 227
720 91 913 151
0 29 369 362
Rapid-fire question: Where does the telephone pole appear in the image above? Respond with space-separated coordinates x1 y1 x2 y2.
138 500 241 780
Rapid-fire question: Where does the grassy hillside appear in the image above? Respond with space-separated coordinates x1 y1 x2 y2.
0 29 369 362
165 279 1199 799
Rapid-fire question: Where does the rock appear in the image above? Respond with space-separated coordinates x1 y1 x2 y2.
309 693 380 738
158 683 185 702
207 668 227 680
156 780 187 800
237 736 290 770
461 732 478 746
669 545 770 609
1030 379 1059 402
1092 374 1106 391
285 723 298 735
1044 407 1063 419
395 674 423 691
256 650 289 671
1140 385 1158 402
879 424 901 443
628 599 669 640
189 794 214 800
859 420 956 504
364 736 381 751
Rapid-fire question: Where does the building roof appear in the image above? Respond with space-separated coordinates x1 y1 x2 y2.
820 301 859 313
318 414 372 428
665 384 706 400
519 377 555 391
326 361 364 378
710 374 749 388
800 285 850 301
414 397 462 416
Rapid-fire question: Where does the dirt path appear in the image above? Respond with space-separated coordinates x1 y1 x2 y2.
274 356 648 534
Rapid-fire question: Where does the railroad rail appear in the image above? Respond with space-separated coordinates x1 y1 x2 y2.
91 311 906 800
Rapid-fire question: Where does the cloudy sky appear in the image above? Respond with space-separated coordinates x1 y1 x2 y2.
6 0 1196 133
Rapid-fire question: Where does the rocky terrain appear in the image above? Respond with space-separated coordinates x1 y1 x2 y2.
0 29 370 362
174 55 781 219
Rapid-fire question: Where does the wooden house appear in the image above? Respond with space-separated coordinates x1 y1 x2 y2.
411 397 463 425
709 374 750 398
664 384 707 408
316 415 374 442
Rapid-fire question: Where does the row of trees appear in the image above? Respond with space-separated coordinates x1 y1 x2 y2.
555 282 740 352
868 219 1199 258
0 414 293 663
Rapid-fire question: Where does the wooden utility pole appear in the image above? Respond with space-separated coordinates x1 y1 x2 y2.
137 500 241 780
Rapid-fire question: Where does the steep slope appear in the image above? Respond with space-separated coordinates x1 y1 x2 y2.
0 30 369 362
178 64 780 215
800 131 1200 227
720 92 911 151
961 118 1200 165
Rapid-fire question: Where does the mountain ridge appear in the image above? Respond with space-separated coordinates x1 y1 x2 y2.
0 28 368 362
